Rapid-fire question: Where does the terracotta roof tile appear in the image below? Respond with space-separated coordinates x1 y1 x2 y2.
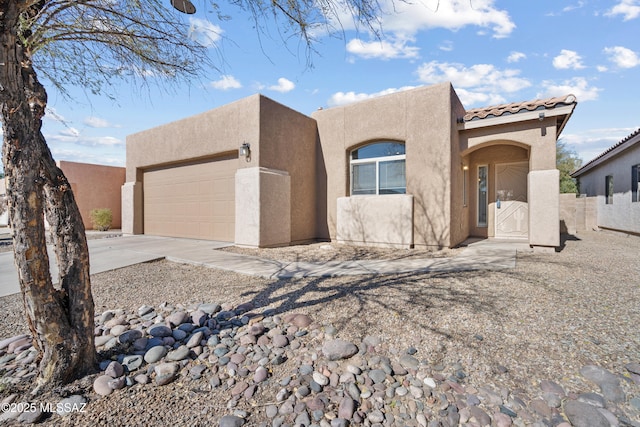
463 94 577 122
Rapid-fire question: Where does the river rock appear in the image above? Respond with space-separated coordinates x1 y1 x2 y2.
564 400 610 427
322 339 358 360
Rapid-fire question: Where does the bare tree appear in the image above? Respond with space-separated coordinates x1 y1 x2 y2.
0 0 384 392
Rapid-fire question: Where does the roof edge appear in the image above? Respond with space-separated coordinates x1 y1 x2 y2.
571 128 640 177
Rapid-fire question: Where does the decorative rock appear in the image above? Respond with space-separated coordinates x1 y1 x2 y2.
110 324 128 336
134 374 149 384
191 310 208 326
154 363 178 386
118 329 143 344
564 400 610 427
144 345 168 363
625 362 640 375
172 329 188 341
540 380 565 396
17 408 44 424
322 339 358 361
219 415 245 427
94 335 114 347
108 376 126 390
148 325 172 338
368 369 386 384
120 355 142 372
166 345 191 361
166 311 188 326
187 331 204 348
338 397 356 419
399 354 419 370
199 303 221 315
291 314 313 328
313 371 329 386
254 366 268 383
105 361 124 378
272 334 289 348
94 375 114 396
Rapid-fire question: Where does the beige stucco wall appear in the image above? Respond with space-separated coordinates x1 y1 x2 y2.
124 94 317 245
58 161 125 230
235 167 291 247
313 82 457 248
256 97 318 244
559 193 577 235
336 195 414 248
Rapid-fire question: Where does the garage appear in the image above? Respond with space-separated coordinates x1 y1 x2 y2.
143 156 236 241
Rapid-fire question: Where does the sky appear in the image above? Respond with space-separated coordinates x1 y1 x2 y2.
39 0 640 168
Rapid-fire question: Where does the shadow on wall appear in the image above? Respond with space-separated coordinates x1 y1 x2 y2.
409 173 450 249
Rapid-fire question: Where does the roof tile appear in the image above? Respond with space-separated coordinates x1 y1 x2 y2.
464 94 577 122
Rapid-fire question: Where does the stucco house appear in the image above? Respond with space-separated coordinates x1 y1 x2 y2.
122 82 576 251
570 128 640 235
1 161 125 230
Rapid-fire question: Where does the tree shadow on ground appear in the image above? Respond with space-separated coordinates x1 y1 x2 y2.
239 269 500 341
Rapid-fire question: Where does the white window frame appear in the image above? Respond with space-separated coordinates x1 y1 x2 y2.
350 142 406 195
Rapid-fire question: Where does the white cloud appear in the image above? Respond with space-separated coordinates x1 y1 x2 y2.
188 18 223 47
47 132 123 147
84 116 118 128
603 46 640 68
552 50 585 70
210 75 242 90
605 0 640 20
596 65 609 72
329 0 514 40
507 51 526 63
269 78 295 93
415 60 530 106
538 77 601 102
439 40 454 52
346 38 420 60
561 126 638 162
327 86 417 107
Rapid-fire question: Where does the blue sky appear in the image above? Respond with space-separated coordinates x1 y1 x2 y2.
40 0 640 167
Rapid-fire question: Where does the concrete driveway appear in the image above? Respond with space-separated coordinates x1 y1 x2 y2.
0 234 529 298
0 235 232 298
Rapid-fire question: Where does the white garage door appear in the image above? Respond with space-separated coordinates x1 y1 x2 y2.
143 157 236 241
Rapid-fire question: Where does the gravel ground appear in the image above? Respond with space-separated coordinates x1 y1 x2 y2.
0 229 639 426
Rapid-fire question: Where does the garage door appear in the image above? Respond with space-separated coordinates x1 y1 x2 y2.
143 157 236 241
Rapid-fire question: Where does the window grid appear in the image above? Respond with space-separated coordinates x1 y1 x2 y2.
350 149 406 196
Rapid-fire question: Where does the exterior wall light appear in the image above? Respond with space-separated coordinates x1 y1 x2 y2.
538 112 545 121
171 0 196 14
240 142 251 160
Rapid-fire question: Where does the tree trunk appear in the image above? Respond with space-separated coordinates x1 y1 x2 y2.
0 2 96 392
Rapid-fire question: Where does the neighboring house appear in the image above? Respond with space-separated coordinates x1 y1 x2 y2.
57 161 126 230
571 128 640 235
1 161 124 230
123 82 577 251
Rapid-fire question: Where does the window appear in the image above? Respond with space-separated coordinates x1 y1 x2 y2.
605 175 613 204
463 166 469 207
477 165 488 227
632 165 639 203
350 142 406 195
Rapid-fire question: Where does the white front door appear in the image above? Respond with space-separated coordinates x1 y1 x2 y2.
495 162 528 239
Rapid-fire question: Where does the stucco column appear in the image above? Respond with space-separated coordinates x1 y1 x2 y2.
235 167 291 247
121 182 143 235
528 170 560 251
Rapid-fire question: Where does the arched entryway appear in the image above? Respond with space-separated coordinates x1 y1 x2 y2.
463 142 530 240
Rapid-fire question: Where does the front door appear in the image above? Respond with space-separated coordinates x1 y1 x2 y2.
495 161 528 239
